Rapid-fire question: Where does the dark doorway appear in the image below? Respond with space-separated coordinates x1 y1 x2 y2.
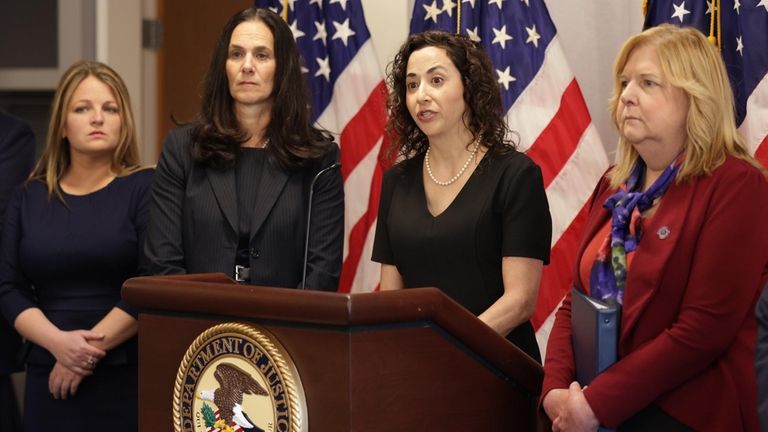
155 0 253 152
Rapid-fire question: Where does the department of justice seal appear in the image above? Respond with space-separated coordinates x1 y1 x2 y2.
173 323 307 432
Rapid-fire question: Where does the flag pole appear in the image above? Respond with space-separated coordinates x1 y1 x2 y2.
715 0 721 49
707 0 719 47
456 3 461 35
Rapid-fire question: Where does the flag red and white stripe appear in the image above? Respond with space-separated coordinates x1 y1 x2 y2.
739 76 768 165
314 39 389 294
510 38 609 351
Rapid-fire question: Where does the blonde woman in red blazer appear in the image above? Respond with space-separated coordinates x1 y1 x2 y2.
541 25 768 431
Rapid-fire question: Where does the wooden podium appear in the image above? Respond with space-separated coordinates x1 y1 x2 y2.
123 274 544 431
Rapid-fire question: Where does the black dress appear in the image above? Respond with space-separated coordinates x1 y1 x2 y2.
372 150 551 361
0 169 153 432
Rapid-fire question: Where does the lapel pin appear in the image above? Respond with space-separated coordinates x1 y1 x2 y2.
657 226 671 240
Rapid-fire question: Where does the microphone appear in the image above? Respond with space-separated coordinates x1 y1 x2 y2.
301 161 341 289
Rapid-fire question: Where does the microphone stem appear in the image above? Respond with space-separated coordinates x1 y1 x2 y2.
301 162 341 289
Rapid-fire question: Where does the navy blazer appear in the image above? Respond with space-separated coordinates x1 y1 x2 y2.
145 125 344 291
0 113 35 374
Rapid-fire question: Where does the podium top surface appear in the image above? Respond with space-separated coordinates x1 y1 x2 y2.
123 273 543 395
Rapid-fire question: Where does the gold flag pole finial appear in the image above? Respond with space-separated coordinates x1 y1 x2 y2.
282 0 289 21
708 0 719 47
642 0 648 17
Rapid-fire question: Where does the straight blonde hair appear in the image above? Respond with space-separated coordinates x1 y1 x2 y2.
29 61 142 203
608 24 764 188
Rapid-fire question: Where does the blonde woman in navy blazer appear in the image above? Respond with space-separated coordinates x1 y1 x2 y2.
0 61 152 432
145 8 344 290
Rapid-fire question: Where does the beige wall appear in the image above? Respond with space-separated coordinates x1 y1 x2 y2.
95 1 149 163
547 1 644 158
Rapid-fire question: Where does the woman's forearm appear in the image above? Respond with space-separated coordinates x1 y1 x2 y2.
478 256 542 335
89 307 138 352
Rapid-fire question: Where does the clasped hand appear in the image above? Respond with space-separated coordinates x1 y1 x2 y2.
543 382 600 432
48 361 85 400
47 329 106 399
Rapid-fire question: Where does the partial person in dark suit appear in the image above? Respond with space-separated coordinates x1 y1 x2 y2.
0 112 35 432
145 7 344 290
757 284 768 432
541 25 768 431
0 61 153 432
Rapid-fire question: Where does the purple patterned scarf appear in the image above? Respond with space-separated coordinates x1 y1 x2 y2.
589 159 680 305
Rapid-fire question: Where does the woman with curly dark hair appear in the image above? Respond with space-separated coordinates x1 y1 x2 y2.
372 31 552 361
145 7 344 290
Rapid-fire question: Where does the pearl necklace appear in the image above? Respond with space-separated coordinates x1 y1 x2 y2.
424 137 480 186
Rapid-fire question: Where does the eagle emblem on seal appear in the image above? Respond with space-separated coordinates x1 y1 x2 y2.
174 323 306 432
199 363 269 432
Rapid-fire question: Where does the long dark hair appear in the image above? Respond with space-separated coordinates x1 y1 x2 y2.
192 7 332 170
385 31 514 162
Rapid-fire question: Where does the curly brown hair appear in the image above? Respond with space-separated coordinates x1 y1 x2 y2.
385 31 515 162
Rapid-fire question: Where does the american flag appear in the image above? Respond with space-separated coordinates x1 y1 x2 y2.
409 0 609 349
254 0 389 293
644 0 768 165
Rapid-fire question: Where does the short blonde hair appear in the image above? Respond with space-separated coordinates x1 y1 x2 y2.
30 61 141 202
608 24 763 187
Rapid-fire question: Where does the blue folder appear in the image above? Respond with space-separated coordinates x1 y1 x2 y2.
571 287 619 385
571 288 621 432
571 287 619 432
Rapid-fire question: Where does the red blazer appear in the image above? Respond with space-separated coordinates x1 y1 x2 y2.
542 156 768 431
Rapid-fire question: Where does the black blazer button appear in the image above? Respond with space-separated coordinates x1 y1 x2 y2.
250 248 260 258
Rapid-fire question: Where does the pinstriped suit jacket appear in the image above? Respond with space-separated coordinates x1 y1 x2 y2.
144 125 344 291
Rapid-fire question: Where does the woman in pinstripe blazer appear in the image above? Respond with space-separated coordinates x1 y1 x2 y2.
145 8 344 291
